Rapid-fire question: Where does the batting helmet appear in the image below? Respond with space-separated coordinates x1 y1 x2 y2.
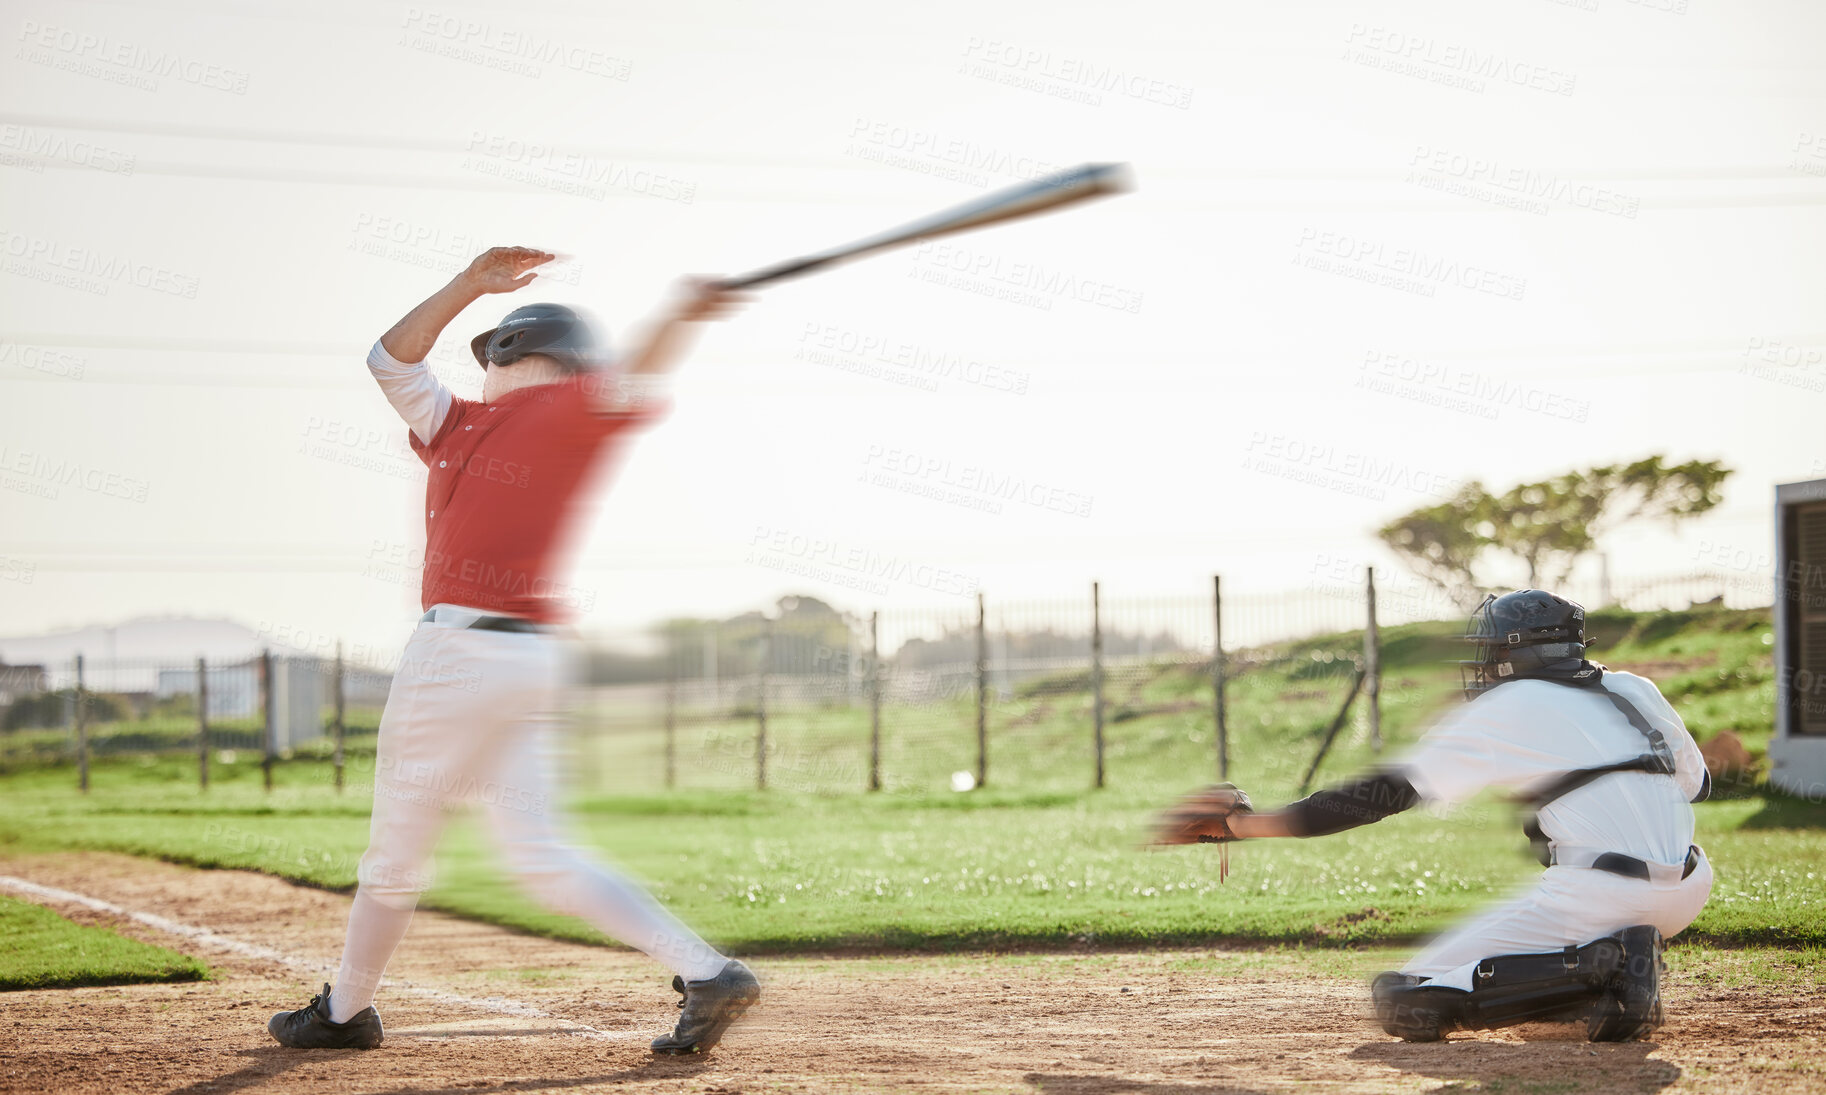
469 303 604 372
1461 589 1595 700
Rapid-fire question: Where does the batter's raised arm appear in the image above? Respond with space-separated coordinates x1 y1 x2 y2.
380 246 554 362
613 278 750 378
370 246 554 442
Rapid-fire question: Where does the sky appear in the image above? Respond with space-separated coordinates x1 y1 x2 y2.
2 0 1823 661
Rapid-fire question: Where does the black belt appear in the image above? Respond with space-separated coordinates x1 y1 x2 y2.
419 609 546 633
1590 845 1701 882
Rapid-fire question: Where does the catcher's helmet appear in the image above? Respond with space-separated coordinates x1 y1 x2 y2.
469 303 604 372
1461 589 1595 700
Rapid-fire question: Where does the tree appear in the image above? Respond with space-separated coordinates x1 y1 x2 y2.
1376 483 1499 609
606 595 864 685
1378 455 1732 607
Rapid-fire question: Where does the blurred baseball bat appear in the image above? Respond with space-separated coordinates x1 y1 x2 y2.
714 162 1133 290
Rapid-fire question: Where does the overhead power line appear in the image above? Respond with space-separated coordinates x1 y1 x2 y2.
6 113 1826 200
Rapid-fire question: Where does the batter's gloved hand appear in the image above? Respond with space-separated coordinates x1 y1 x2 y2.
671 277 751 323
1152 783 1255 845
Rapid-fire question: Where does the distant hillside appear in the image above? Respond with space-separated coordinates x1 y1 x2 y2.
0 617 268 667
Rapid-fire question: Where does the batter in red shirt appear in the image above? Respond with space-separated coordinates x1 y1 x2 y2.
409 369 649 622
268 247 761 1054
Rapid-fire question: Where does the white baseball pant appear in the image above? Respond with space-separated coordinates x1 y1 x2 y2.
1402 853 1714 991
328 605 726 1023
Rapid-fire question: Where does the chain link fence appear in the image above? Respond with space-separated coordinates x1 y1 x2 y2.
575 568 1773 797
1 568 1770 793
0 650 390 784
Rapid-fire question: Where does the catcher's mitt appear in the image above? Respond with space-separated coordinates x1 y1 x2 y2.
1153 782 1255 845
1153 783 1254 882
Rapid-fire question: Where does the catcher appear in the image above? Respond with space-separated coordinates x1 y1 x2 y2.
1157 589 1712 1043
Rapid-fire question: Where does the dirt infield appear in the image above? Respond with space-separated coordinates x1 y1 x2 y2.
1 853 1820 1094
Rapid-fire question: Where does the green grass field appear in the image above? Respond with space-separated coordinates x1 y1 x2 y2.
0 710 383 771
1 605 1816 964
0 894 208 991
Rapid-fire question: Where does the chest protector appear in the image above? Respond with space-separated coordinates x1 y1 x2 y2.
1518 673 1701 866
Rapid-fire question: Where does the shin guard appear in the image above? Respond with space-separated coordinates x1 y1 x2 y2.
1459 938 1623 1031
1375 935 1629 1041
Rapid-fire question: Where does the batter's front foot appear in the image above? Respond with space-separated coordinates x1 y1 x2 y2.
268 983 384 1049
651 959 760 1055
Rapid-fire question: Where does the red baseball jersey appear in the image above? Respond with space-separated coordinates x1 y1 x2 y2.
408 374 660 623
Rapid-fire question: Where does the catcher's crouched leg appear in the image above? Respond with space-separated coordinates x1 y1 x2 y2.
1374 927 1664 1043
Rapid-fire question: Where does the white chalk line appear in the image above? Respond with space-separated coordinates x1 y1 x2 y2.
0 874 636 1041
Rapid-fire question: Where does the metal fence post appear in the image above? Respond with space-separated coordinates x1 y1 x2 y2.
196 655 209 791
1092 581 1105 789
848 621 862 705
333 641 346 792
705 625 718 711
664 654 678 790
75 654 89 793
756 618 770 791
1212 575 1228 781
1364 567 1382 754
868 610 882 792
261 649 274 793
1299 664 1367 794
975 592 988 789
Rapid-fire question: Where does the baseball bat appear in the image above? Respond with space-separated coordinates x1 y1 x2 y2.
714 162 1132 290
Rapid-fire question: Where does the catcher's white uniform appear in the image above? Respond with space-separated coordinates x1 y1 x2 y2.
1393 672 1713 991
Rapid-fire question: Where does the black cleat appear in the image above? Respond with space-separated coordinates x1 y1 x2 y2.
1371 971 1463 1042
650 959 760 1054
268 983 384 1049
1588 926 1665 1042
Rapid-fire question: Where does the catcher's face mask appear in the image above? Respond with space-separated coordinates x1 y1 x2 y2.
1460 593 1502 701
1459 589 1590 701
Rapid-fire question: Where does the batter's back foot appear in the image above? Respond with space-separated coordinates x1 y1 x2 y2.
651 959 760 1055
